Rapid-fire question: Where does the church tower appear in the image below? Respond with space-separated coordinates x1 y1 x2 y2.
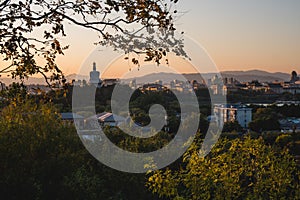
89 62 101 85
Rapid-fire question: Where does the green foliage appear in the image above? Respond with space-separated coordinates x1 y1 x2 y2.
275 134 293 148
2 85 300 199
227 89 279 103
0 82 27 102
147 136 300 200
0 100 85 199
274 104 300 118
199 114 209 134
222 121 243 133
0 100 161 200
227 89 300 104
249 108 281 132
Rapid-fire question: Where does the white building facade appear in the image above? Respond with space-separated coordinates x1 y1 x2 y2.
214 104 252 128
89 62 101 85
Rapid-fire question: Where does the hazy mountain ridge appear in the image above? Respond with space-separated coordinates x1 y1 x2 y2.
123 70 291 84
0 70 291 85
220 70 290 82
200 70 290 82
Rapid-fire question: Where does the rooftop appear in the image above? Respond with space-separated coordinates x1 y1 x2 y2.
61 113 84 120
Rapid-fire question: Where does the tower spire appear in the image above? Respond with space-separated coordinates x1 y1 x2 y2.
93 62 96 71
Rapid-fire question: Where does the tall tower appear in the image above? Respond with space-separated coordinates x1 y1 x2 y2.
89 62 101 85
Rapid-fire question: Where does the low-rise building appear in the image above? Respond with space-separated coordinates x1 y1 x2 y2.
102 79 119 87
141 83 167 92
279 118 300 133
283 82 300 94
222 85 238 95
267 83 283 94
247 80 266 91
86 112 126 128
61 112 84 128
214 104 252 129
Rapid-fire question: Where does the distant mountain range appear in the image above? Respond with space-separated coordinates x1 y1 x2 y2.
123 70 291 84
219 70 290 82
0 70 291 85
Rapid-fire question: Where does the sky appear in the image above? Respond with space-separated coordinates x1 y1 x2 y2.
175 0 300 73
1 0 300 78
59 0 300 77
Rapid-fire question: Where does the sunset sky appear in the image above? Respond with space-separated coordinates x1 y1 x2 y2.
58 0 300 77
2 0 300 78
179 0 300 71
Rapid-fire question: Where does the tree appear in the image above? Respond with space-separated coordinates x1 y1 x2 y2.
249 108 281 132
0 0 183 85
0 99 87 199
0 99 166 199
222 121 243 133
146 136 300 200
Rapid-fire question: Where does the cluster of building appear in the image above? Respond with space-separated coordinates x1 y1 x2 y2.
61 112 126 130
3 62 300 133
129 79 208 93
210 71 300 95
61 103 253 135
131 70 300 96
279 118 300 133
70 65 300 131
67 63 300 132
213 104 252 129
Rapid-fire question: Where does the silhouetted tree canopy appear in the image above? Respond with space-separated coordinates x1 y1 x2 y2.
248 108 281 132
0 0 184 85
222 121 243 133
